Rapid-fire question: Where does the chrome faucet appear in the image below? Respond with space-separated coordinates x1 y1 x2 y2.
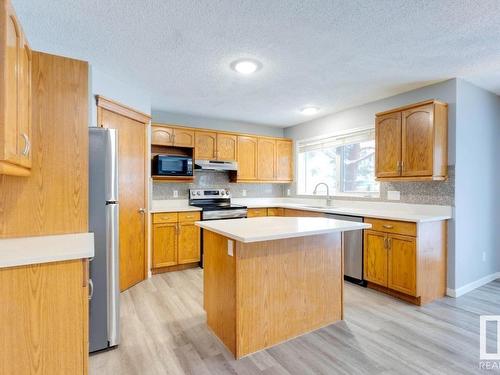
313 182 333 206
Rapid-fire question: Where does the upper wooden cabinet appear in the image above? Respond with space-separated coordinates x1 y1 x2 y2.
237 135 258 180
257 138 276 180
151 125 194 147
194 131 237 161
276 140 293 181
216 133 237 161
0 0 32 176
375 100 447 181
195 131 217 159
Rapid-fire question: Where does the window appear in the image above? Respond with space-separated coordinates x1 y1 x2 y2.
297 128 379 196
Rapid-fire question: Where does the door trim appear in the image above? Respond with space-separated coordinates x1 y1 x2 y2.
96 96 151 285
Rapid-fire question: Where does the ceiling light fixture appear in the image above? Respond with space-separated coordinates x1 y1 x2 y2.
300 106 320 115
231 59 262 75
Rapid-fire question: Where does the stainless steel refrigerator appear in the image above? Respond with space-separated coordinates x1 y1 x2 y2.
89 127 120 352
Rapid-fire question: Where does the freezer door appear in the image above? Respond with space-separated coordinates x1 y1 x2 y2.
106 203 120 346
105 129 119 203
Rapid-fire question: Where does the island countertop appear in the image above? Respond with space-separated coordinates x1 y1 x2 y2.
196 216 371 243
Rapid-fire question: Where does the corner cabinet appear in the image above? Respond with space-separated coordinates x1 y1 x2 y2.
375 100 447 181
152 211 200 272
363 217 447 305
0 0 32 176
151 124 194 147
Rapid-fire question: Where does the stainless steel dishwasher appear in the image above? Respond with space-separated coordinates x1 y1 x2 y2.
326 214 366 286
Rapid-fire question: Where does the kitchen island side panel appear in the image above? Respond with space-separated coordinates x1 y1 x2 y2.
235 233 343 358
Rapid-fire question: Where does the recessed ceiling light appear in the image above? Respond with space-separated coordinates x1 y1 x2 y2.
231 59 262 75
300 106 320 115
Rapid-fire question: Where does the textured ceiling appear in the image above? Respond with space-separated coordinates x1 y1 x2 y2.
12 0 500 126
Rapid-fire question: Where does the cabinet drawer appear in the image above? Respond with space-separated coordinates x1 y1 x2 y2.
247 208 267 218
153 212 178 224
178 211 200 222
364 218 416 237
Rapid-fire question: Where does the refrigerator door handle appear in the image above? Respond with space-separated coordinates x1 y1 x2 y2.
106 203 120 347
105 129 119 202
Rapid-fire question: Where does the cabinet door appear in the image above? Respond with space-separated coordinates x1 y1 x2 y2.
17 34 31 167
237 136 258 180
217 133 237 161
178 222 200 264
276 140 293 181
257 138 276 180
195 131 217 159
151 125 174 146
375 112 401 178
3 8 21 163
173 128 194 147
152 223 177 268
247 208 267 218
387 234 417 296
363 230 388 286
401 104 434 177
267 207 284 216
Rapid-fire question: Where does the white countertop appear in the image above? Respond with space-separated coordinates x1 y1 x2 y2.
196 216 371 243
150 200 202 213
152 198 452 223
0 233 95 269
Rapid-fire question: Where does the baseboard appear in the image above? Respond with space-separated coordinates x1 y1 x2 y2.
446 272 500 298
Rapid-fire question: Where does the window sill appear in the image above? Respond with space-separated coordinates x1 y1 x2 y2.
297 192 380 199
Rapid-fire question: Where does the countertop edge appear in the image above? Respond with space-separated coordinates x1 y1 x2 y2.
0 233 95 269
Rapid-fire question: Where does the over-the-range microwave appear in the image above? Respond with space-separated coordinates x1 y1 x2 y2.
152 155 193 176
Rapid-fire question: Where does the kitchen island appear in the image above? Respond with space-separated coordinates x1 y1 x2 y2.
196 216 370 358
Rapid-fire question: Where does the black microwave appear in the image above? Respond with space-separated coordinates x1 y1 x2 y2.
152 155 193 176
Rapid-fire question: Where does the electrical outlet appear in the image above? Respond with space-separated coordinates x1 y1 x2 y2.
387 190 401 201
482 252 486 262
287 189 291 196
173 190 178 198
242 189 247 197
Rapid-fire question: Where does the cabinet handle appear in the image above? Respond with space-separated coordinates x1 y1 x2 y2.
21 133 31 156
384 237 388 249
138 208 145 214
382 224 393 229
388 237 392 249
400 160 404 172
176 224 179 234
88 279 94 300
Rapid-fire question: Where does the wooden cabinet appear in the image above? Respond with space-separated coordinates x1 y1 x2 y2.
194 131 237 161
363 230 388 286
363 217 446 305
151 125 194 147
152 222 178 268
195 131 217 159
217 133 237 161
247 208 268 218
267 207 284 216
173 128 194 147
283 208 325 217
0 0 32 176
257 138 276 180
276 140 293 181
0 259 88 374
152 211 200 271
151 125 174 146
237 135 258 180
375 100 447 181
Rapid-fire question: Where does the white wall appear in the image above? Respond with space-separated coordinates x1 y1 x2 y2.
454 79 500 289
89 66 151 126
152 110 284 138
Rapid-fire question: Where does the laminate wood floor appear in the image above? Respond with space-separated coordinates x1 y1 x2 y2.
90 268 500 374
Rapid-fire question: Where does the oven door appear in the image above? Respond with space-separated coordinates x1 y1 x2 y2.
156 155 193 176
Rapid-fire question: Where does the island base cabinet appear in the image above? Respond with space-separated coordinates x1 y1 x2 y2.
364 218 446 305
204 230 343 359
0 259 88 375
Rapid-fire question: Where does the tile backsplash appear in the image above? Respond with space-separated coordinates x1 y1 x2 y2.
153 167 454 206
152 171 285 199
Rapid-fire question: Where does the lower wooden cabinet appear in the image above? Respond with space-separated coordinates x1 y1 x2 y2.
283 208 325 217
247 208 268 217
266 207 284 216
363 217 446 305
0 259 89 374
152 212 200 271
